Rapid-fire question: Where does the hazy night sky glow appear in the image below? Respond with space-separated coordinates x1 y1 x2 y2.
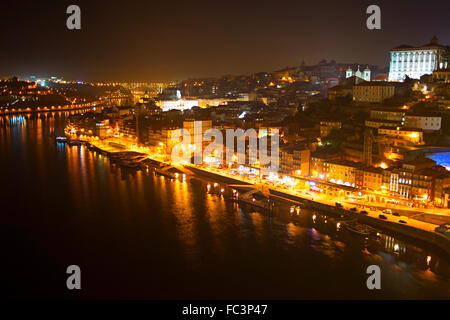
0 0 449 81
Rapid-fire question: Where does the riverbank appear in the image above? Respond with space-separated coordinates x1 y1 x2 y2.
185 165 450 257
0 104 99 115
66 137 450 257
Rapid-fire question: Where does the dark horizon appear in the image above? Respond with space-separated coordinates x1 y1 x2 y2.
0 0 449 82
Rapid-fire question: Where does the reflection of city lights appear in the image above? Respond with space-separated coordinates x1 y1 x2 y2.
427 256 431 266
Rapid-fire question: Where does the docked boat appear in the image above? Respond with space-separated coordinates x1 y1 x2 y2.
342 220 376 236
118 159 140 168
154 167 176 178
154 164 187 180
67 139 83 146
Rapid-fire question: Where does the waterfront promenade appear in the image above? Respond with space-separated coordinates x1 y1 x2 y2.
70 135 450 255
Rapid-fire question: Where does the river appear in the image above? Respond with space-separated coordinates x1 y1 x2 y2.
1 112 449 299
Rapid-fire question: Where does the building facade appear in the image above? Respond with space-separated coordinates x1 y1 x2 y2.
404 114 442 132
378 126 424 145
279 147 310 177
388 36 449 81
353 82 395 103
320 121 342 137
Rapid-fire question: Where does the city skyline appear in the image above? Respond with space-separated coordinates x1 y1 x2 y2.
1 0 450 305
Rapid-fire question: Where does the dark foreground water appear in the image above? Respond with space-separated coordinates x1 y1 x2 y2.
1 113 449 299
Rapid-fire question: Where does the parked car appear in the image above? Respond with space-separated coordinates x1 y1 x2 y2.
378 214 388 220
350 207 357 212
399 220 407 224
360 210 368 215
435 224 450 237
393 212 400 217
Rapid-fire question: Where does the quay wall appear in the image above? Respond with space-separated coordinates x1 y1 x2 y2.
187 166 450 257
73 141 450 257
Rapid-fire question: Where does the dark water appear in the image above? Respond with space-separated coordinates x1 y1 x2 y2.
1 113 450 299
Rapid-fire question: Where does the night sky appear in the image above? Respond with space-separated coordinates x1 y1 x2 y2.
0 0 449 81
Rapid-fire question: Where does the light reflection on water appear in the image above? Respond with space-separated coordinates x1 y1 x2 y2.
1 113 450 299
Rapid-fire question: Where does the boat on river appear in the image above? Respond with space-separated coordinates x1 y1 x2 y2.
342 220 377 236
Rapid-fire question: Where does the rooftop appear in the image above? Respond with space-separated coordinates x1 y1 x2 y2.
391 36 448 51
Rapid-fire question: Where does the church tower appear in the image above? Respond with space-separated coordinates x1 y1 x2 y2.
363 66 371 81
354 65 362 79
346 67 353 78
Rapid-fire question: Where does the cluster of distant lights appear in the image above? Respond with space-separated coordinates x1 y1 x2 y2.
29 77 143 88
26 76 173 89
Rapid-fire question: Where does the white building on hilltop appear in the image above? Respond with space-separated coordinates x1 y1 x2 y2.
388 36 449 82
346 65 371 81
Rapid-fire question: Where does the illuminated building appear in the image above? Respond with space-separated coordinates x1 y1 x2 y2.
160 99 199 112
320 121 342 138
388 36 449 81
432 69 450 83
183 119 212 137
279 146 310 177
433 174 450 207
378 126 424 145
147 127 180 151
356 166 384 191
369 109 405 122
183 119 213 159
310 151 341 178
66 114 112 139
404 114 442 132
118 117 137 138
326 160 358 187
384 158 437 204
353 82 395 103
365 118 401 129
365 108 405 129
346 65 371 81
